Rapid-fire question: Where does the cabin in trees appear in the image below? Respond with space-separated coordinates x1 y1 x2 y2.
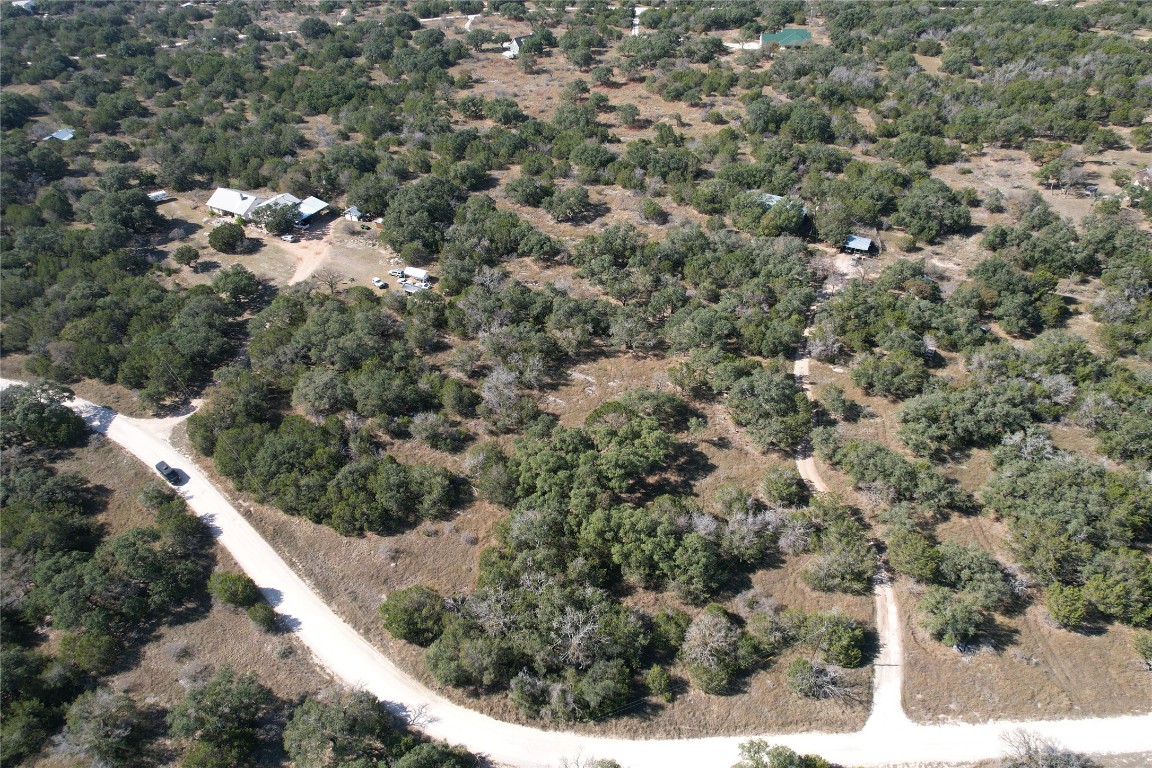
760 28 813 48
844 235 873 256
43 127 74 141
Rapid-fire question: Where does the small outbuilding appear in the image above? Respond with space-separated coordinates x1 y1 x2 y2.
403 266 430 282
344 206 362 221
44 128 74 142
845 235 873 255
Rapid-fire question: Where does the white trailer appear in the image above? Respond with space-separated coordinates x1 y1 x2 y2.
403 266 429 281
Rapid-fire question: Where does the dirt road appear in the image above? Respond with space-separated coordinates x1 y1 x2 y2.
4 379 1150 766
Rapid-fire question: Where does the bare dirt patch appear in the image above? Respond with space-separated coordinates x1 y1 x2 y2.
0 353 152 418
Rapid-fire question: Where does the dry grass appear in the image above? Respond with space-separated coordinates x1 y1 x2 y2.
900 576 1152 723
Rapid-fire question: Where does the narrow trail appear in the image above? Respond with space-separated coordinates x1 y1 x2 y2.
792 300 909 733
2 375 1149 767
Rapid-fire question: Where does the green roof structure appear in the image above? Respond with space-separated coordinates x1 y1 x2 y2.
760 28 813 47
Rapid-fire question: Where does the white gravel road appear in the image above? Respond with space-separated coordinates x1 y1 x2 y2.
5 378 1150 767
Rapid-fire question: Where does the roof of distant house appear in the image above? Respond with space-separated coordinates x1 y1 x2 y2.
206 187 266 217
760 28 813 47
846 235 873 251
44 128 74 141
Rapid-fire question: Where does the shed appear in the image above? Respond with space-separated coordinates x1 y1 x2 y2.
845 235 873 254
403 266 430 282
44 128 74 141
207 187 266 218
760 28 813 48
344 206 362 221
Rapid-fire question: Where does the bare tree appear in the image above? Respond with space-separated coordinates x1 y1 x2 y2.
1000 730 1096 768
311 269 343 294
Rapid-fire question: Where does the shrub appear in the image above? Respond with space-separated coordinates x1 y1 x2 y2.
59 631 120 674
1135 632 1152 670
918 586 984 646
208 221 246 253
759 465 810 507
247 603 280 632
886 529 940 583
379 585 446 646
645 664 673 702
208 572 261 608
1044 583 1086 629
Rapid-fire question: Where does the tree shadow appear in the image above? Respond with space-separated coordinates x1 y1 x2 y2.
980 616 1021 652
192 259 220 274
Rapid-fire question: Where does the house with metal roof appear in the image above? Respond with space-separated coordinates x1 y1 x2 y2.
760 28 813 48
845 235 873 254
206 188 266 218
207 188 330 222
44 128 75 141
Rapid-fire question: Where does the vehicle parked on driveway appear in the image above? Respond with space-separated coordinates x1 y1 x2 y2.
372 277 386 288
155 460 180 484
280 234 297 242
388 268 405 277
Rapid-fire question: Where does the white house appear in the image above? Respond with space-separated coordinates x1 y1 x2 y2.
206 187 266 218
504 35 530 59
206 187 330 222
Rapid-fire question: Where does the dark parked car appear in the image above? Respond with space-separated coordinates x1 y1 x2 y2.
155 460 180 484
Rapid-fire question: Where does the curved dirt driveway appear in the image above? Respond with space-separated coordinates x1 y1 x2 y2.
5 379 1150 767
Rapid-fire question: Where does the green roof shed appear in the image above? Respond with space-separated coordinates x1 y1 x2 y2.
760 28 813 47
